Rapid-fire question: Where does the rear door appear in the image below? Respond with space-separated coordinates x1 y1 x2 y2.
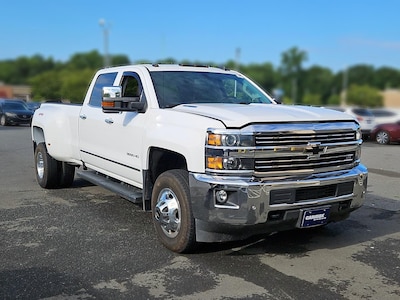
78 71 147 187
79 72 120 175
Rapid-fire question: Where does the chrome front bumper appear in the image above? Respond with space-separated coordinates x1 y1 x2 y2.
189 164 368 242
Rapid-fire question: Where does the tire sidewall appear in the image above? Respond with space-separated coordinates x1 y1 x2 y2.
151 169 195 253
34 143 59 188
59 162 75 188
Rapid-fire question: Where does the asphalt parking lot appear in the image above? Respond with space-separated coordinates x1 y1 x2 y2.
1 126 399 300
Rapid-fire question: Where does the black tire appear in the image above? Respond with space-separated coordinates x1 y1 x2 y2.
58 162 75 188
34 143 59 188
151 169 196 253
375 130 390 144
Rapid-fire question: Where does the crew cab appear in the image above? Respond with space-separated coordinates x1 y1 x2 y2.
31 64 368 253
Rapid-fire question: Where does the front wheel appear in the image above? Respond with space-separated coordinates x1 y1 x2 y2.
375 130 390 144
151 169 196 253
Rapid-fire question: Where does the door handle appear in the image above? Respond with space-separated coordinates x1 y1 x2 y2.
79 114 87 120
105 118 114 124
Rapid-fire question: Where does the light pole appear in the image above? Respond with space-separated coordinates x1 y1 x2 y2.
99 19 110 67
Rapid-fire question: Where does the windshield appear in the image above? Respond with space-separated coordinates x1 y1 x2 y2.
3 102 29 110
150 71 274 108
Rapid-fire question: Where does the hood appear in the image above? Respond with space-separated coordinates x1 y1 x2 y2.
172 103 356 128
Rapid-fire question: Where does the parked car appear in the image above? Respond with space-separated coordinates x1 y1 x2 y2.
0 99 34 126
26 102 41 111
370 108 400 125
371 121 400 144
327 107 376 138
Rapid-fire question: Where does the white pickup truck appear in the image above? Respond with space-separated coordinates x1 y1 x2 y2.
31 64 368 253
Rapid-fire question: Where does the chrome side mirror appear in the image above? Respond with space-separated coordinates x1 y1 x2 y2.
101 86 145 113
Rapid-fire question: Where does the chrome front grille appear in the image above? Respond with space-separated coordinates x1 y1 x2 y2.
250 122 361 178
205 121 361 178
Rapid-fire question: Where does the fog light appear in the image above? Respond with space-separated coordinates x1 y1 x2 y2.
358 174 365 186
216 190 228 204
223 157 241 170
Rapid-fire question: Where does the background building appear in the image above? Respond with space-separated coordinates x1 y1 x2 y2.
0 84 31 101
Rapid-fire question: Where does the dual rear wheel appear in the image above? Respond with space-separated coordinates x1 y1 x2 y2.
34 143 75 188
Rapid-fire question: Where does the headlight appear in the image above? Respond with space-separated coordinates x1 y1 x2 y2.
207 133 253 147
206 130 254 173
5 112 17 117
356 129 362 140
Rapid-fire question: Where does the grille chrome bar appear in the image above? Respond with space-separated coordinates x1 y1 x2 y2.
255 131 355 146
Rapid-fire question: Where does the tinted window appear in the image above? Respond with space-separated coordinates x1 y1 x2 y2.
121 73 141 97
371 109 396 117
89 72 118 107
352 108 373 117
3 102 28 110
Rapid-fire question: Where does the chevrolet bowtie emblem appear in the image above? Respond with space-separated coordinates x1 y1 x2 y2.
304 142 326 157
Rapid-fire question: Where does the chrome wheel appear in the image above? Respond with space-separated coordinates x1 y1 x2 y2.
36 151 45 179
376 130 390 144
151 169 196 253
154 188 181 238
34 143 58 188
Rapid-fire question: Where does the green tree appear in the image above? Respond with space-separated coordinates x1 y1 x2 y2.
326 94 340 106
0 54 57 84
332 65 376 96
302 93 322 106
66 50 103 70
279 47 308 104
302 66 334 104
241 62 277 93
347 65 375 86
112 54 131 66
29 70 63 100
347 84 383 107
60 69 95 103
373 66 400 89
0 60 16 84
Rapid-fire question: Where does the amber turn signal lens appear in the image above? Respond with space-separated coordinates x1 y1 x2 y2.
208 134 222 146
102 101 115 108
207 157 223 169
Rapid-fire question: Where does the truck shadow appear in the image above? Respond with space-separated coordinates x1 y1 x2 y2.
195 198 400 256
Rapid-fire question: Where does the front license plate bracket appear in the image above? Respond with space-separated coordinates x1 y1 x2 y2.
297 206 331 228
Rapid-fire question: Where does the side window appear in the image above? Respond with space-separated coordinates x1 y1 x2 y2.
122 76 140 97
120 72 146 103
89 72 118 107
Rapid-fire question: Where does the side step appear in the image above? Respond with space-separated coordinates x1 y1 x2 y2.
76 170 143 204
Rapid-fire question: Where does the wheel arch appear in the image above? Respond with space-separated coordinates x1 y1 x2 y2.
142 147 188 211
32 126 46 150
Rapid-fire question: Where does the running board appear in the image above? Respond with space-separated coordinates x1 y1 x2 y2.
76 170 143 204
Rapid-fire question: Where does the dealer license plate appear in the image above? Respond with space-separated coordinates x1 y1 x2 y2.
298 207 331 228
